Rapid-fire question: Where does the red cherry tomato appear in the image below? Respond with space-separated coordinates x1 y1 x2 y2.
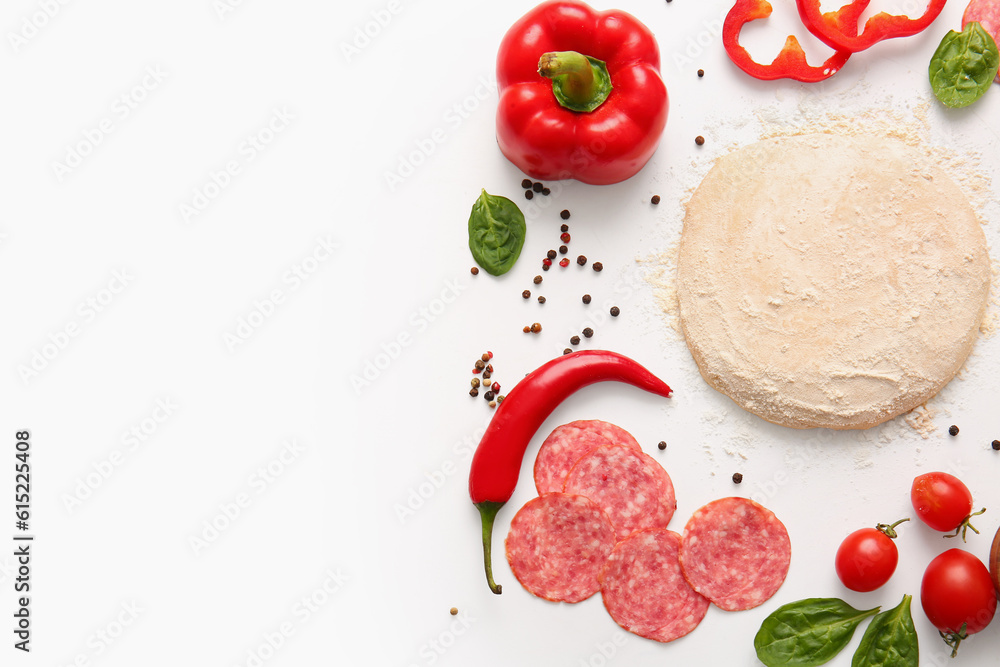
911 472 984 540
835 520 905 592
921 548 997 656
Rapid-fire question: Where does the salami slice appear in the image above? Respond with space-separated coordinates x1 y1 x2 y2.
964 0 1000 82
566 419 642 450
600 529 710 642
678 497 791 611
563 446 676 541
505 493 616 603
534 424 615 495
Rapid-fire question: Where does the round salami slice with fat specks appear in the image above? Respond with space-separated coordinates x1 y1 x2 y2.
566 419 642 450
534 422 640 495
964 0 1000 83
505 493 616 603
600 529 710 642
563 446 676 541
679 497 791 612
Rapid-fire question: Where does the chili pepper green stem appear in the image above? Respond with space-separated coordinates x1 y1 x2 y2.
476 501 504 595
537 51 613 113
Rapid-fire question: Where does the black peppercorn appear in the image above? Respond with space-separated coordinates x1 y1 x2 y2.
521 179 532 189
577 255 587 266
522 290 531 299
651 195 661 205
657 441 667 450
559 245 568 254
949 425 960 436
610 306 620 317
560 210 570 220
570 335 581 345
532 182 543 193
546 249 557 260
593 262 603 272
525 190 534 200
533 275 543 284
582 294 592 304
732 473 743 484
582 327 594 338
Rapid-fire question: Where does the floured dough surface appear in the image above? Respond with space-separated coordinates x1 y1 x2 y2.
676 133 991 430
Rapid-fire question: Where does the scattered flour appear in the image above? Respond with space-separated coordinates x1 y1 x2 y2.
904 405 937 440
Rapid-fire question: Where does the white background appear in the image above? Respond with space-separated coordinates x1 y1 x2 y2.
2 0 1000 665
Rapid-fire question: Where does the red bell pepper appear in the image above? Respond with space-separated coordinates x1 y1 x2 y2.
495 0 668 185
724 0 851 82
796 0 948 53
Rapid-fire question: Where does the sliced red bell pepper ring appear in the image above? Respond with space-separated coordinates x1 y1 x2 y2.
795 0 948 52
724 0 851 82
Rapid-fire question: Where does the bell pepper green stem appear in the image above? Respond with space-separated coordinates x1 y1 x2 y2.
538 51 613 113
476 501 504 594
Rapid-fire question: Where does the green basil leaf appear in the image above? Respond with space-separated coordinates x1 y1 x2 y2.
929 21 1000 109
468 189 526 276
754 598 880 667
851 595 918 667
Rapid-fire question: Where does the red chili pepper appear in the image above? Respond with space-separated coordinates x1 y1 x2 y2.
495 0 668 185
795 0 947 53
723 0 851 82
469 349 672 594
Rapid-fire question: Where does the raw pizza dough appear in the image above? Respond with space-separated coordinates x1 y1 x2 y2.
676 133 991 430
